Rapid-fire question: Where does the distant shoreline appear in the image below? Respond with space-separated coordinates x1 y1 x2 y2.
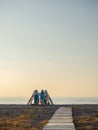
0 97 98 105
0 104 98 106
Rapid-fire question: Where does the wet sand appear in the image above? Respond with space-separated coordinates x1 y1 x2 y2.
0 104 98 130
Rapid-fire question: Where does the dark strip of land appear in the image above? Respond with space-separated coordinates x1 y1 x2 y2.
0 104 98 130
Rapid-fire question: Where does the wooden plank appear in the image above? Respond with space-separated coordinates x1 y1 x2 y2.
43 107 75 130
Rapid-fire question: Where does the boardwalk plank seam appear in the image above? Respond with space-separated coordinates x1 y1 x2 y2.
43 107 75 130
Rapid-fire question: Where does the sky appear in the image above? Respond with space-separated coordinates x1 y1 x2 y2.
0 0 98 97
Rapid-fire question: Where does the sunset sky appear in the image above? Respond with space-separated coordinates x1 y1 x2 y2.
0 0 98 97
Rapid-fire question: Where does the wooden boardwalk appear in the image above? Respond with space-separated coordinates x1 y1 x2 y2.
43 107 75 130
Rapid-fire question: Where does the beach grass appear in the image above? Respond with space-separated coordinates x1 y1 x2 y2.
0 105 59 130
0 105 98 130
72 105 98 130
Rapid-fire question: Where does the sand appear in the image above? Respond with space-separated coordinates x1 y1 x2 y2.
0 104 98 130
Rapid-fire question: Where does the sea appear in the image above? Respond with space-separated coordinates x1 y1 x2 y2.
0 97 98 105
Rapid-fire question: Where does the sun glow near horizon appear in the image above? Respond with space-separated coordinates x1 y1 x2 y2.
0 0 98 97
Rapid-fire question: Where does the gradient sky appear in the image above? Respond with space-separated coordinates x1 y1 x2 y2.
0 0 98 97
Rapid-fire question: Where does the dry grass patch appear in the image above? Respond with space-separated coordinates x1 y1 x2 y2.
0 105 59 130
73 105 98 130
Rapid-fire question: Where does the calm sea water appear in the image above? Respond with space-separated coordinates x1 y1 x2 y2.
0 97 98 104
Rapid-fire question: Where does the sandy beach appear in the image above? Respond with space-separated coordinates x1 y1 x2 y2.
73 105 98 130
0 104 98 130
0 105 59 130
